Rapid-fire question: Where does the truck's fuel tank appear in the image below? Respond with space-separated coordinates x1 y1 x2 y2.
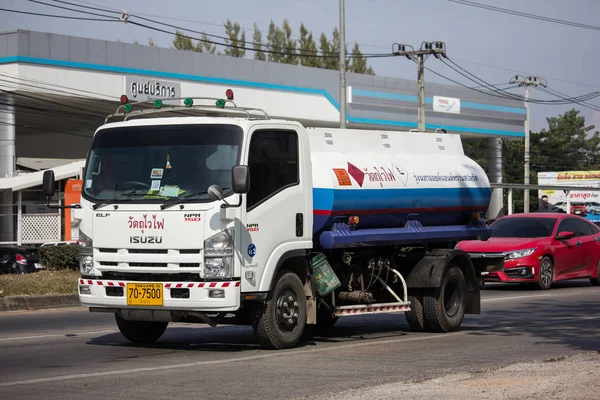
308 128 491 234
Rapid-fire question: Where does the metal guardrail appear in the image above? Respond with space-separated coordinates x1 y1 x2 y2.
490 183 600 215
491 183 600 192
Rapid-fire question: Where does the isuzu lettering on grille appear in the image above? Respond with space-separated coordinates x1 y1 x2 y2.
129 236 163 244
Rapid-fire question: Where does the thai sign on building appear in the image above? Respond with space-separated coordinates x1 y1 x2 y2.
537 170 600 222
124 76 181 105
433 96 461 114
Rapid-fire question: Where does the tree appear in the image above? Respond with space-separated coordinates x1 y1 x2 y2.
463 109 600 214
318 33 334 69
535 109 600 171
148 37 157 47
223 19 246 58
267 20 285 63
253 23 266 61
348 43 374 75
168 20 376 74
298 23 320 68
281 20 298 65
172 30 195 51
197 34 218 54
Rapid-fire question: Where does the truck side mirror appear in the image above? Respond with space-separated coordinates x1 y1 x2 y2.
232 165 250 194
42 170 56 197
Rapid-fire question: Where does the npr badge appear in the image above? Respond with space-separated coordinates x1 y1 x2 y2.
248 243 256 257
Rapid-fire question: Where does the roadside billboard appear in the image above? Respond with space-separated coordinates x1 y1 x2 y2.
537 171 600 222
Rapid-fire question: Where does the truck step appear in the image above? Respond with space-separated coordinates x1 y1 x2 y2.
333 301 411 317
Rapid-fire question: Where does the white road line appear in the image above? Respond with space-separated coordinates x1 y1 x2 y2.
0 289 595 342
482 288 599 303
4 313 600 388
0 331 468 387
0 330 117 342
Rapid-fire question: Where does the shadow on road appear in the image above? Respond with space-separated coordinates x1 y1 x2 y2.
86 280 599 353
473 279 599 352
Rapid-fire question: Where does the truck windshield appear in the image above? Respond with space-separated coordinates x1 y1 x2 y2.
82 124 243 204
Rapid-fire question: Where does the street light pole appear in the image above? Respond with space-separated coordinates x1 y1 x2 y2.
339 0 347 129
510 75 547 213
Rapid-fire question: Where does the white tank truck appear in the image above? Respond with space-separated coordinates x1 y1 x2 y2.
42 90 504 349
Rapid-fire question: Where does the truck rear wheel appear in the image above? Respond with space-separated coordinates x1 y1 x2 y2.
252 271 307 350
405 294 427 332
115 315 168 343
423 264 467 333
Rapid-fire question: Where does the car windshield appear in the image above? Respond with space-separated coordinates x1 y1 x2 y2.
82 124 243 203
491 217 557 238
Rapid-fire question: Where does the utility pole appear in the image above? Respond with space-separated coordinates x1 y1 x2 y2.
509 75 547 213
417 54 425 131
393 42 447 132
339 0 346 128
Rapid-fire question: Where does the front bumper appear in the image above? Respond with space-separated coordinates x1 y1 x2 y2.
482 258 538 283
78 278 241 312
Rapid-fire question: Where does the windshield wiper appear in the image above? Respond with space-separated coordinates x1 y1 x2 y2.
91 190 147 209
160 191 209 210
91 201 115 210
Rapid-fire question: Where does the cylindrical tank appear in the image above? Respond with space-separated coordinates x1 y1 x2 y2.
307 128 491 234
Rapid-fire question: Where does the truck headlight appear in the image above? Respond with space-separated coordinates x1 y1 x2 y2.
79 230 94 275
203 228 234 278
505 248 536 259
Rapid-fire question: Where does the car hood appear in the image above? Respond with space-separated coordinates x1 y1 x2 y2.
457 237 547 253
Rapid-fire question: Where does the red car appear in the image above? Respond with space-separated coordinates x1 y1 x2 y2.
457 213 600 290
569 202 587 216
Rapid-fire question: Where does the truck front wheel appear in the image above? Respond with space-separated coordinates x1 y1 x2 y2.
115 315 168 343
252 271 307 350
422 264 467 333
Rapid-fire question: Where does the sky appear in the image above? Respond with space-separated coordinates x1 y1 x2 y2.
1 0 599 133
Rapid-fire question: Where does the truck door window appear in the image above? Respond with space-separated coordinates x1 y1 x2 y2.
246 129 299 211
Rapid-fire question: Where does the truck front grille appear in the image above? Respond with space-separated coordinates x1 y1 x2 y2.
95 248 202 269
101 272 203 282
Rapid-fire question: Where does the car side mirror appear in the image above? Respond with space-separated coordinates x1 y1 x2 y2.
42 170 56 197
232 165 250 194
555 231 575 240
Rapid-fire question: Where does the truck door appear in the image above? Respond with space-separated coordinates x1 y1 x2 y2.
241 127 311 292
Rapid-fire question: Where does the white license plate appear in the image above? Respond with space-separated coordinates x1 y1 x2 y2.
481 272 490 276
575 211 581 214
34 263 43 269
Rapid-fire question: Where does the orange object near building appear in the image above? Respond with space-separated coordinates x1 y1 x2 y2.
64 179 82 241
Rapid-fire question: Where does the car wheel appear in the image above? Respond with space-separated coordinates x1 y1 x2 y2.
590 260 600 286
536 256 554 290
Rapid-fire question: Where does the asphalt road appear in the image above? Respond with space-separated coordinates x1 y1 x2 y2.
0 281 598 400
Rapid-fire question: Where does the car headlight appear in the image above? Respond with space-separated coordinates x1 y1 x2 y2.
79 230 94 275
203 228 234 278
505 248 536 259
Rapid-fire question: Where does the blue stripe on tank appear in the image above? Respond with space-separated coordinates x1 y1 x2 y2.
313 187 492 212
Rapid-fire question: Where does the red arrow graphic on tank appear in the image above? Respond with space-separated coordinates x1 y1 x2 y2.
347 162 365 187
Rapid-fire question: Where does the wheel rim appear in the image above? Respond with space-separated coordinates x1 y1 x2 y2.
443 280 461 317
540 259 553 287
275 288 300 333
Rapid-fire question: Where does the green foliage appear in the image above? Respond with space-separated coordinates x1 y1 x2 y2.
463 109 600 214
298 23 319 68
170 20 375 74
223 19 246 58
267 20 286 63
40 245 80 271
253 23 266 61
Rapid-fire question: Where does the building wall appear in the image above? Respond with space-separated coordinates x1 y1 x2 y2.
0 29 526 145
